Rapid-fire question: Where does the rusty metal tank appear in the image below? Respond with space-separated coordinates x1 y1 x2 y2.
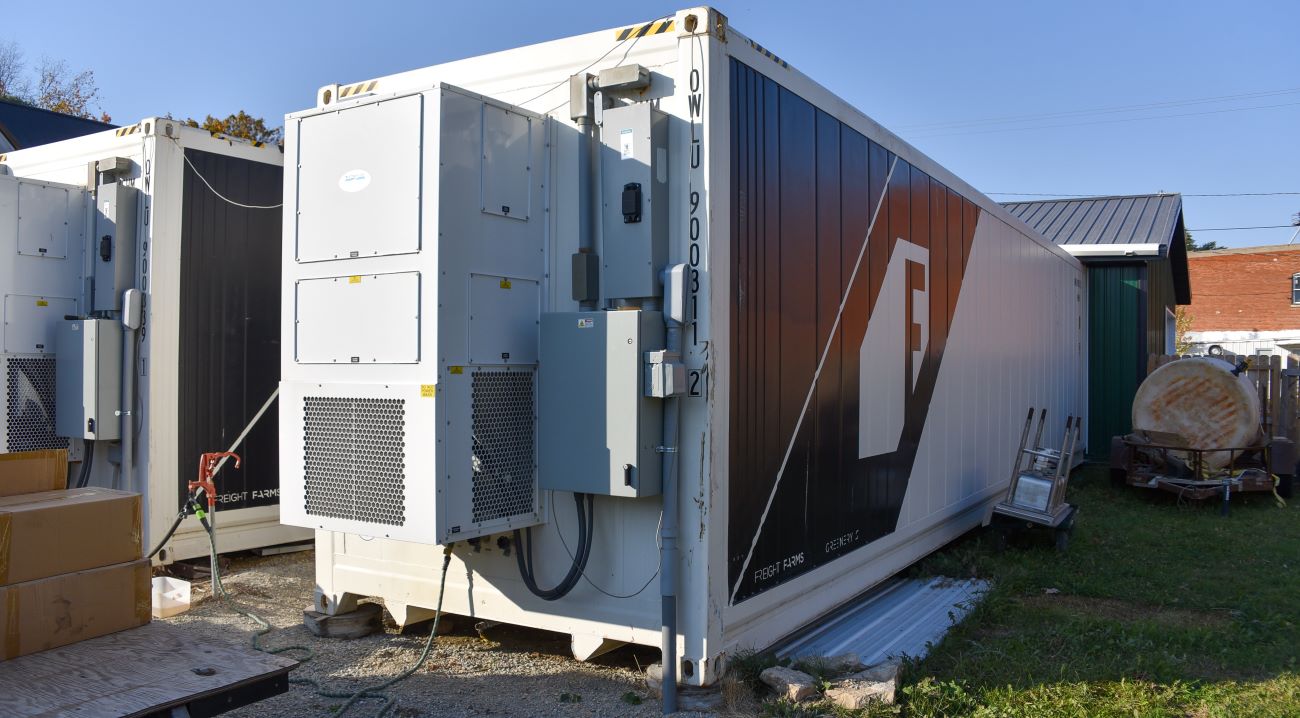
1131 357 1262 470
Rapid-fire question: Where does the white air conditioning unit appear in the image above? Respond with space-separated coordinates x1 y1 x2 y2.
279 85 547 544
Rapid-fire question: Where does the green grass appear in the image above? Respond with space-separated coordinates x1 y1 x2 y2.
900 466 1300 717
734 467 1300 717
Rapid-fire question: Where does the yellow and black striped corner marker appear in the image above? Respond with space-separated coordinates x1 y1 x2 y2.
114 124 141 137
614 19 674 41
339 80 379 99
748 40 789 69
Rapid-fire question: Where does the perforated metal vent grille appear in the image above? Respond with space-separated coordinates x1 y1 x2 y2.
4 355 66 453
471 370 536 524
303 397 406 526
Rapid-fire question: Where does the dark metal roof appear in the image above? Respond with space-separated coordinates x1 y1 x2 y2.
0 98 114 151
1000 193 1183 247
1001 193 1190 304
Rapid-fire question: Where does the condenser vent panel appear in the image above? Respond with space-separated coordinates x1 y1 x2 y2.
296 94 423 262
303 396 407 526
295 272 421 364
470 368 536 525
1 354 66 454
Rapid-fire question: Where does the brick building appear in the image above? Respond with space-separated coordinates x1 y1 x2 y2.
1184 244 1300 358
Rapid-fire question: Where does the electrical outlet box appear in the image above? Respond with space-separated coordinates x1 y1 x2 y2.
93 182 138 312
55 319 121 441
538 310 663 497
600 103 667 301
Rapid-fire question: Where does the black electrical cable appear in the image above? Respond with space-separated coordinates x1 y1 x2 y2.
145 491 207 560
74 440 95 489
514 493 593 601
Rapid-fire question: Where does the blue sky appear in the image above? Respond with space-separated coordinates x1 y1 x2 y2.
6 1 1297 247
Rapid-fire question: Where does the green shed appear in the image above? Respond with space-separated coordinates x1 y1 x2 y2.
1002 194 1191 458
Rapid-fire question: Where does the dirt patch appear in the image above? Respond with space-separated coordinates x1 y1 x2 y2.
1020 594 1232 629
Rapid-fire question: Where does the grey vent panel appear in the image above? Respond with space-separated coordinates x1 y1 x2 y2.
303 396 406 526
4 355 66 453
471 369 536 524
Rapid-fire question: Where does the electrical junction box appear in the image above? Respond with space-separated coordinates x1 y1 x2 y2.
538 310 664 497
600 103 668 301
93 182 138 312
55 319 121 441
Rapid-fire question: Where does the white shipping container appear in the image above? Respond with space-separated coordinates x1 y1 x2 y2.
0 122 309 562
280 6 1085 686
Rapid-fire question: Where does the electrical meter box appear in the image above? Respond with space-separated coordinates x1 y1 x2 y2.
55 319 121 441
600 103 668 301
93 182 138 312
538 310 664 497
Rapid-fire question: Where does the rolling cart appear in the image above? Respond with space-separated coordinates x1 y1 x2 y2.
989 409 1082 552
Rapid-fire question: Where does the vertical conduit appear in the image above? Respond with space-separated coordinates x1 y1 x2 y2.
659 313 682 714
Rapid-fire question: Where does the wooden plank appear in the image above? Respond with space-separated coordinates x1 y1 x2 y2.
1288 356 1299 443
0 621 295 717
1269 355 1282 437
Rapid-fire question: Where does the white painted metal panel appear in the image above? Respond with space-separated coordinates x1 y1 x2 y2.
296 94 423 262
468 274 539 364
17 181 71 258
480 105 532 220
3 295 77 353
295 272 421 364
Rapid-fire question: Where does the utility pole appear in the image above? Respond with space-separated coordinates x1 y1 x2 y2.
1289 212 1300 245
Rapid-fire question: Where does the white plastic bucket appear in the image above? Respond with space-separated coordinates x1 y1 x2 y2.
151 576 192 618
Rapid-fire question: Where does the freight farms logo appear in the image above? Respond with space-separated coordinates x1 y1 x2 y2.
859 239 928 459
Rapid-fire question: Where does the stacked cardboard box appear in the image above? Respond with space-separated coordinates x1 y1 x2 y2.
0 450 149 661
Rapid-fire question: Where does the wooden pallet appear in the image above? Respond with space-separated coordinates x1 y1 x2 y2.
0 621 296 717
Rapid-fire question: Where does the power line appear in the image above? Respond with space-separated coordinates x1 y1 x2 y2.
905 100 1300 138
991 191 1300 198
896 86 1300 131
1187 225 1294 232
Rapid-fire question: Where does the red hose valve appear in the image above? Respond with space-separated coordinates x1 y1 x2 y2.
189 451 240 511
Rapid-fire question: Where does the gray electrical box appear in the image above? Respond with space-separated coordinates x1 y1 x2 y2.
55 319 121 441
93 182 138 312
600 103 667 301
538 310 663 497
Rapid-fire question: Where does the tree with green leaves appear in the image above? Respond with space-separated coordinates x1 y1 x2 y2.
1185 229 1219 252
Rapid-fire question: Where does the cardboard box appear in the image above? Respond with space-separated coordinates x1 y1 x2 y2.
0 560 150 661
0 488 142 586
0 449 68 498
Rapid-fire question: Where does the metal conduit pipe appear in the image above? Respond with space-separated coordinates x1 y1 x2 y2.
120 288 142 494
659 312 682 715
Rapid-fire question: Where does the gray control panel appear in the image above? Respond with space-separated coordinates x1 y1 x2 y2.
538 310 663 497
600 103 667 301
93 182 138 312
55 319 121 441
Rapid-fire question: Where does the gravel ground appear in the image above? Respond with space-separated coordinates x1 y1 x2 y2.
160 550 719 718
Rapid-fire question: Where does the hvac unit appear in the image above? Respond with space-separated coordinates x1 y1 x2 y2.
279 86 547 544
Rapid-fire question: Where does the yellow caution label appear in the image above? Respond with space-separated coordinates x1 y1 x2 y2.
747 39 790 69
339 80 379 99
449 366 464 375
348 275 361 284
114 124 141 137
615 19 674 40
420 384 436 398
500 279 512 289
35 300 48 307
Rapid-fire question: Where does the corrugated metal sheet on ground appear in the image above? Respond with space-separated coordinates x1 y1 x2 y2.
775 577 988 664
